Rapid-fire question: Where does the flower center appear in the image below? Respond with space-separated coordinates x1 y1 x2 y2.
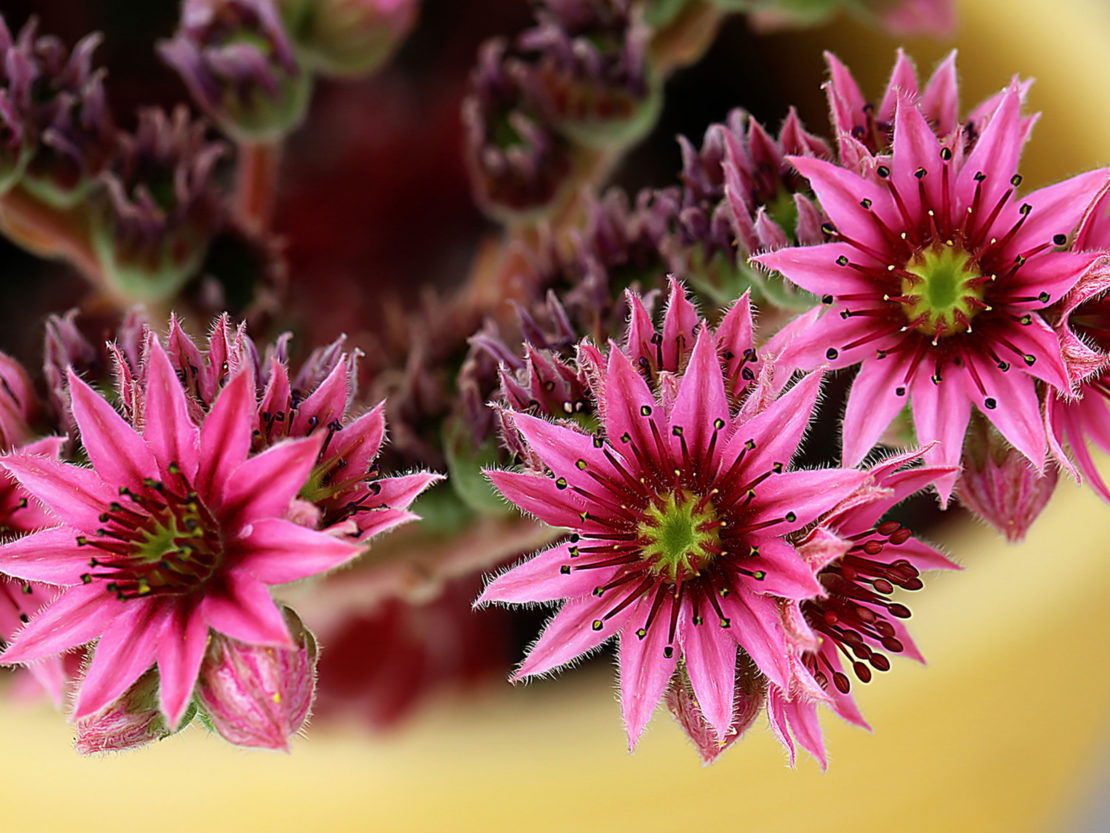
78 471 223 600
636 489 720 582
900 243 985 338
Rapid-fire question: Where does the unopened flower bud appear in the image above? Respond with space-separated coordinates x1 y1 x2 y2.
665 654 766 764
462 39 572 221
160 0 311 141
957 414 1058 543
196 606 317 750
521 0 661 149
279 0 419 78
90 107 225 302
74 668 182 754
0 19 116 207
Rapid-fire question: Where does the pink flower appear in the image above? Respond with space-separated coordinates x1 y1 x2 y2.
479 286 869 751
754 82 1110 501
1045 196 1110 502
768 448 958 767
0 338 363 731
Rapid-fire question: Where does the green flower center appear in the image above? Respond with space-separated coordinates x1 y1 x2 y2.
636 489 720 582
79 480 223 600
900 243 986 339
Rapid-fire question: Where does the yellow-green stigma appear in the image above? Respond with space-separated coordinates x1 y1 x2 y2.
900 243 986 339
636 489 720 582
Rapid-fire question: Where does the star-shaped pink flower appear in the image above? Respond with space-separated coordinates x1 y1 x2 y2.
0 338 363 729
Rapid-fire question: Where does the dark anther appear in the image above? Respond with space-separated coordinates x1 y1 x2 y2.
895 386 906 396
591 620 604 631
639 405 652 417
940 147 953 161
821 222 836 236
592 436 604 448
826 348 839 360
973 171 986 182
836 255 849 266
713 418 725 430
1019 203 1032 216
913 167 926 179
860 198 872 209
877 166 890 178
822 294 834 305
984 397 997 409
1053 233 1067 246
560 565 571 574
1010 174 1023 186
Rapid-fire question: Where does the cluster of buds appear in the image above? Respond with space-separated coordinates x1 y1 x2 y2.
0 18 116 208
463 0 662 221
162 0 421 142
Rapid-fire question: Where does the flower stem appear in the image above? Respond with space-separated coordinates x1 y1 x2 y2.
0 186 102 283
235 140 282 231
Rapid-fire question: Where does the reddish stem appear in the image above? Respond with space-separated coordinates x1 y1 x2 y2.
235 140 282 231
0 186 102 284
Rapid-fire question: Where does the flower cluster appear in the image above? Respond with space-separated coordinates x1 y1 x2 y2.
0 316 436 752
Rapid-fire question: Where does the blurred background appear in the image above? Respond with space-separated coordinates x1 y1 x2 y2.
0 0 1109 830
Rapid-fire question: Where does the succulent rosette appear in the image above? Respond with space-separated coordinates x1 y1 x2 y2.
478 283 874 752
0 338 364 731
754 78 1110 500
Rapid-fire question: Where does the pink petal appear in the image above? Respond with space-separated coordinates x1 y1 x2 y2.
668 329 728 466
741 537 823 600
73 600 163 719
966 353 1046 468
290 360 348 436
661 278 699 370
197 370 254 503
910 371 971 503
509 410 626 495
485 469 590 530
751 242 880 298
823 51 866 152
233 518 362 584
1000 251 1101 306
788 155 899 253
347 506 419 541
219 434 323 525
957 86 1023 216
598 345 664 472
258 358 292 442
370 471 442 511
716 372 824 483
893 536 959 571
157 600 208 729
877 49 919 128
0 526 93 585
1 583 124 665
680 602 737 742
202 571 293 648
514 591 637 680
618 595 679 749
742 469 871 535
891 96 942 216
327 404 385 484
1 453 115 534
477 540 617 605
623 290 656 367
766 687 796 766
998 169 1110 261
978 315 1069 391
921 51 958 136
718 589 789 689
842 351 916 466
142 338 201 483
782 695 827 769
68 369 157 491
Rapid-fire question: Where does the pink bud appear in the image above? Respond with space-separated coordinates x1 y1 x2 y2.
665 656 766 765
75 669 173 755
957 416 1058 543
196 607 317 751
